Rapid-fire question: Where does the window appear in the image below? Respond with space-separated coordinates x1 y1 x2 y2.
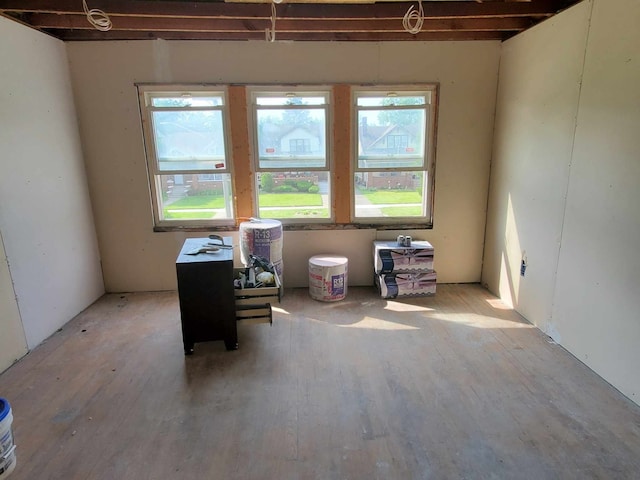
289 138 311 154
250 89 331 222
137 84 436 231
386 134 409 153
353 87 436 224
137 86 234 227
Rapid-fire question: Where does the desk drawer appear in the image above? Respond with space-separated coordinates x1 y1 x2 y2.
236 304 273 325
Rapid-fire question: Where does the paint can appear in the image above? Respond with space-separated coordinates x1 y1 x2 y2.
308 255 348 302
0 398 16 478
240 219 284 285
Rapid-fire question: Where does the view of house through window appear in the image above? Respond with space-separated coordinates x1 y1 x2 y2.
353 88 435 222
251 90 331 221
137 87 234 226
138 85 437 229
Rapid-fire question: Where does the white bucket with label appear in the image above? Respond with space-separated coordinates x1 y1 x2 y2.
309 255 348 302
0 398 16 478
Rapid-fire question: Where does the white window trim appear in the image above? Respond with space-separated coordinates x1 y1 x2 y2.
137 84 235 228
351 85 437 226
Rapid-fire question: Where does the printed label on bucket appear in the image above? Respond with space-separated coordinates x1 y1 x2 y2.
331 274 345 297
0 447 16 476
0 430 12 455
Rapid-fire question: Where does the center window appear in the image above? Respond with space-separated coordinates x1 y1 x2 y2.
250 88 331 223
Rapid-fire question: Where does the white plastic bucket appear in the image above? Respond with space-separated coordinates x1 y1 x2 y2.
309 255 348 302
0 398 16 478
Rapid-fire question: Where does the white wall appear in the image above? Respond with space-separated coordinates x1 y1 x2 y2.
483 2 592 328
0 17 105 351
551 0 640 404
0 231 27 372
484 0 640 405
66 40 501 291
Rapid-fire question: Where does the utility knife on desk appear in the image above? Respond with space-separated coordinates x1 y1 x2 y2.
185 235 233 255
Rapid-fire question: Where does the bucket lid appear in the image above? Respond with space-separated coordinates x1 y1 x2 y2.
0 398 10 422
309 255 348 267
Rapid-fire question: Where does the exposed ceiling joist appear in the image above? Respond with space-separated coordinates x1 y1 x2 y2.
0 0 581 42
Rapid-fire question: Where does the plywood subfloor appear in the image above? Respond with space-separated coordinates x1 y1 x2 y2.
1 285 639 479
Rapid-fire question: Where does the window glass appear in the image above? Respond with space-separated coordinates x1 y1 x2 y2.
257 96 326 106
257 171 330 219
252 89 331 222
255 102 327 169
151 109 226 171
354 171 426 218
151 96 223 107
158 173 234 220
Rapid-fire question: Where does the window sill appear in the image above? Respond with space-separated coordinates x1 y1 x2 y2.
154 222 433 233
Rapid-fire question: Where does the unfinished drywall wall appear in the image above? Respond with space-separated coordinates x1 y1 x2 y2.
0 230 27 372
0 17 105 350
551 0 640 404
484 0 640 405
66 40 500 290
482 1 591 327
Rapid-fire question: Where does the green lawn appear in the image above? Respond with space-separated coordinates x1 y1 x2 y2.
381 206 423 217
258 193 323 207
360 189 422 205
259 208 329 219
163 211 218 220
163 194 226 219
163 190 421 219
165 195 226 209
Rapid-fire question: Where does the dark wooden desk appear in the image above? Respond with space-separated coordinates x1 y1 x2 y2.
176 237 237 354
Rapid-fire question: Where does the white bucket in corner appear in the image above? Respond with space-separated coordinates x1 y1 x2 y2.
0 398 16 478
309 255 348 302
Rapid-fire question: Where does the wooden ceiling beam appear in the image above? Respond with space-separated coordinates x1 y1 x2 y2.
0 0 562 20
49 28 508 42
27 13 532 33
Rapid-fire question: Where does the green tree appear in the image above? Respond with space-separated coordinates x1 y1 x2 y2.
261 172 274 193
378 97 424 127
282 98 315 127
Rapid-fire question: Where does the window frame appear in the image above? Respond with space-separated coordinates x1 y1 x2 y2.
351 85 438 226
248 86 334 225
137 84 236 229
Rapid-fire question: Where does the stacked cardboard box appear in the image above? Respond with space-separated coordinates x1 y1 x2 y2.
373 240 436 298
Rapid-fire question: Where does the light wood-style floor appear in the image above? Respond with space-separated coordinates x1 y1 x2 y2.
1 285 639 479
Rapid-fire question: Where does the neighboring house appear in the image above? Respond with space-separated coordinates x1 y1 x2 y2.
161 174 227 197
155 121 225 161
357 119 423 190
279 126 322 155
258 123 325 168
355 171 420 190
155 121 227 196
359 123 419 156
